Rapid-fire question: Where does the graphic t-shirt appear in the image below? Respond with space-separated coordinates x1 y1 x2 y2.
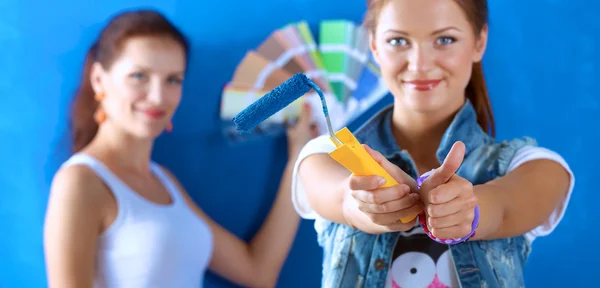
384 225 459 288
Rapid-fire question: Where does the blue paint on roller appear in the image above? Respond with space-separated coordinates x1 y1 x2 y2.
234 73 328 132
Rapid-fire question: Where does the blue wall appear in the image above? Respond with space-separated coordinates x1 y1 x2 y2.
0 0 597 287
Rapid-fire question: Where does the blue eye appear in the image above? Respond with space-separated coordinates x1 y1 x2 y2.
167 77 183 85
436 36 456 46
131 72 147 80
388 37 409 47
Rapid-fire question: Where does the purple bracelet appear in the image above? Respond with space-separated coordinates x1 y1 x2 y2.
416 170 479 244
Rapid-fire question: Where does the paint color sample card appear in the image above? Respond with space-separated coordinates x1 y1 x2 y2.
256 30 305 77
294 21 332 92
230 51 292 91
220 50 292 118
279 24 331 95
348 25 370 94
319 20 354 103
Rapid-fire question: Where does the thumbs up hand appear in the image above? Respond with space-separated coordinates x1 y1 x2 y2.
418 141 479 240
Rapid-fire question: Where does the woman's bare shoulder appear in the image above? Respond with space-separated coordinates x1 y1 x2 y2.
48 163 111 218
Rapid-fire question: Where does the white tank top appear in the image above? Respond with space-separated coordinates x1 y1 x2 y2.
61 153 214 288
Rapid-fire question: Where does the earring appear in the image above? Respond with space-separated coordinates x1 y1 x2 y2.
166 121 173 133
94 92 106 124
94 92 104 101
94 107 106 124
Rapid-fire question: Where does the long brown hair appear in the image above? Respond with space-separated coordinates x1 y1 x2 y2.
70 9 189 153
363 0 496 137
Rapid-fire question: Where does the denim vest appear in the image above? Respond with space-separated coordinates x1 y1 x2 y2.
314 101 537 288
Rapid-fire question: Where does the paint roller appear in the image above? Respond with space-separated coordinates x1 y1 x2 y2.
233 73 419 223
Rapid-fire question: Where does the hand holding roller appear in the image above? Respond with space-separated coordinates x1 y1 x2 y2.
233 73 421 224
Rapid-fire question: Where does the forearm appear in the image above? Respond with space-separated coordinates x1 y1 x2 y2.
299 154 350 224
471 159 571 240
470 183 506 240
248 159 301 287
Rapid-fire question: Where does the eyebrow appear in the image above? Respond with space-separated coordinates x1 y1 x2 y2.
133 65 185 75
385 26 462 36
133 65 152 71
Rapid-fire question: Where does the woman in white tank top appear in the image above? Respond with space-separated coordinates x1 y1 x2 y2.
43 10 319 288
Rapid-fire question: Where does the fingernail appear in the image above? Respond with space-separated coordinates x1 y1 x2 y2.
378 177 386 186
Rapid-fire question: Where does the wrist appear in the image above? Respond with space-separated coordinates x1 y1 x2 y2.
470 185 504 240
417 171 480 244
286 150 300 165
288 142 306 157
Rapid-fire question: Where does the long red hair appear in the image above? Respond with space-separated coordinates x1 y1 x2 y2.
70 9 189 153
363 0 495 137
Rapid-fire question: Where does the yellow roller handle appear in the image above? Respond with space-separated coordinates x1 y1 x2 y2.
328 127 418 223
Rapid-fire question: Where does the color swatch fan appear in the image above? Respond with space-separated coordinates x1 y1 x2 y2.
220 20 389 142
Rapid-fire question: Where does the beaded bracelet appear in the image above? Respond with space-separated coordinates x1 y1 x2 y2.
416 170 479 244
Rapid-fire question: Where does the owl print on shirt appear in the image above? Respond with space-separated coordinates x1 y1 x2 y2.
384 226 460 288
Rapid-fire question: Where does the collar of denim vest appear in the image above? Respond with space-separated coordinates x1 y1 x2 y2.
356 100 489 163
